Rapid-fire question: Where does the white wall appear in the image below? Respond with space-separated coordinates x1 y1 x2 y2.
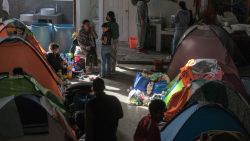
76 0 99 31
76 0 91 30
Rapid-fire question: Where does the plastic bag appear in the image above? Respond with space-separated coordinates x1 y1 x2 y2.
133 73 150 92
152 81 168 94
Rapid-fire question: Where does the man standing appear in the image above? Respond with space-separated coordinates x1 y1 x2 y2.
106 11 119 73
136 0 150 53
85 78 123 141
172 1 190 55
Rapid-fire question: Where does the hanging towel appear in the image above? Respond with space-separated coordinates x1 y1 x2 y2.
2 0 9 14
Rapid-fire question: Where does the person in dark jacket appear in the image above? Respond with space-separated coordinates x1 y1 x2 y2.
106 11 119 72
85 78 123 141
172 1 190 55
47 43 66 75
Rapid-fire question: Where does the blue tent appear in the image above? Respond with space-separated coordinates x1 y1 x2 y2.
161 103 248 141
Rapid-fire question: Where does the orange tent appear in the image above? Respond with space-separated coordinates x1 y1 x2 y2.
0 37 62 97
0 19 46 55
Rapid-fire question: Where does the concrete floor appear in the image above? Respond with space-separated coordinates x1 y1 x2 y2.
97 42 171 65
78 65 152 141
78 43 170 141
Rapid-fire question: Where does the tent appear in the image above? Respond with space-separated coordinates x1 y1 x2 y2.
189 80 250 133
0 19 46 55
163 59 248 108
161 103 249 141
0 37 62 97
199 130 249 141
0 73 64 109
0 94 76 141
167 25 245 80
242 77 250 96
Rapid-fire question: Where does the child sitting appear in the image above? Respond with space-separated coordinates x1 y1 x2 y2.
134 100 166 141
100 23 112 78
47 43 67 76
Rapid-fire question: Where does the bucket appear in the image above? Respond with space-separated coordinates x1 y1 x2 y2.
129 37 138 49
31 23 53 51
54 24 74 53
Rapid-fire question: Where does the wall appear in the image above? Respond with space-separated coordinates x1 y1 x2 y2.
0 0 73 23
129 0 194 37
76 0 99 30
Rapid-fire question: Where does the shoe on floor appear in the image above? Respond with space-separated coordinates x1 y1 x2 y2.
137 48 147 54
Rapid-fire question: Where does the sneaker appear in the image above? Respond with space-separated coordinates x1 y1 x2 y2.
137 48 147 54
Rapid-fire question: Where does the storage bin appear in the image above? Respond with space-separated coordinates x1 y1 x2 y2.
54 24 74 53
31 23 53 51
129 37 138 49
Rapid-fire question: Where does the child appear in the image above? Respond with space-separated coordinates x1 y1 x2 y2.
70 32 79 56
100 23 112 78
106 11 119 72
47 43 67 76
134 100 166 141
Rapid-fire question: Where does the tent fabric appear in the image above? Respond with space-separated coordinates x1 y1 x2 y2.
0 19 46 55
242 77 250 96
199 130 249 141
219 63 247 97
0 74 64 111
164 79 250 133
164 86 190 121
167 25 240 80
164 59 248 109
188 80 250 134
161 103 248 141
163 76 184 105
164 59 226 107
0 94 76 141
209 25 247 66
0 37 62 97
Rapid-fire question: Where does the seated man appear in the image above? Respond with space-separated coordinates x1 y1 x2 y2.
85 78 123 141
134 99 166 141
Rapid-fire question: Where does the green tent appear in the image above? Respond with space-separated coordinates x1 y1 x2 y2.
0 73 65 113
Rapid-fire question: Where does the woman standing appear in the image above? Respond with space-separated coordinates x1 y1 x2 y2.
172 1 190 55
76 20 98 75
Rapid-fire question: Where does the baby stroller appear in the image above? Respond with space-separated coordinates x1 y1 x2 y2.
64 82 94 138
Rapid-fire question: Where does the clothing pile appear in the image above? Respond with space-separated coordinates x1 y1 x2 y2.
128 72 170 106
162 59 225 121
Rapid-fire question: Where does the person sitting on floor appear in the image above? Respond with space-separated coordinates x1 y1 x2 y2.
47 43 67 76
134 99 166 141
